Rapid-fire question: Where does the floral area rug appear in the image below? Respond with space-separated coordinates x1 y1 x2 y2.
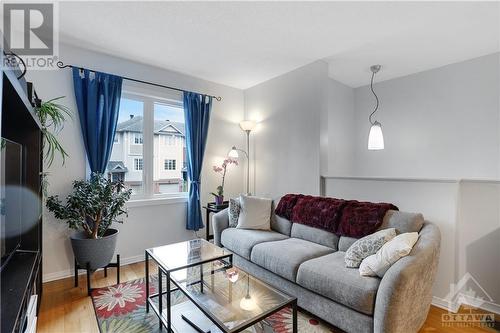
91 275 339 333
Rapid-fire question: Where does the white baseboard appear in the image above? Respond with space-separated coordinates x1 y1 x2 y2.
432 296 500 315
42 254 145 283
432 296 458 312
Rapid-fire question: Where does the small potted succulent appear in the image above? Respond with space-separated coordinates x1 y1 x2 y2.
46 173 132 270
211 158 238 205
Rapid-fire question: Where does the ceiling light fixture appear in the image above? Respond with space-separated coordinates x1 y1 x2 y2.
368 65 384 150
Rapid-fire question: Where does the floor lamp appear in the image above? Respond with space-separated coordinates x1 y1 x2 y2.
228 120 256 195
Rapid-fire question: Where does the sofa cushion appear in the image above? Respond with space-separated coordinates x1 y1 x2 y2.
297 251 381 315
338 236 358 252
271 214 293 236
378 210 425 234
221 228 288 259
291 223 339 249
250 238 334 281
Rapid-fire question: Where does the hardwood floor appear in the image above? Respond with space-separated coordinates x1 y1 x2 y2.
38 261 497 333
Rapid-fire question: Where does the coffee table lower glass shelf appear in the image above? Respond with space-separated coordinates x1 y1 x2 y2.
147 261 297 333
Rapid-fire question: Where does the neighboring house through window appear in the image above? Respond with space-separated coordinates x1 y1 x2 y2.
105 88 187 199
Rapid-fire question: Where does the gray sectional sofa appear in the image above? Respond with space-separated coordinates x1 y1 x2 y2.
212 203 441 333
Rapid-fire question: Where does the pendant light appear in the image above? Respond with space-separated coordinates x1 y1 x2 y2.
368 65 384 150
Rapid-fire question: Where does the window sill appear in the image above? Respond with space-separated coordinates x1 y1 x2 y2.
126 196 188 208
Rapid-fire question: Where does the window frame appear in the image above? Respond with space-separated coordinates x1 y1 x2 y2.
164 159 176 170
132 133 143 145
134 158 143 171
118 86 187 203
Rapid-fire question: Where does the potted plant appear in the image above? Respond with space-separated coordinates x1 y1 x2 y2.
34 96 71 195
35 97 71 167
46 173 132 270
211 158 238 205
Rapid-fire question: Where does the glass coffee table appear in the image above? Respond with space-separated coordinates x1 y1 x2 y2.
145 239 297 333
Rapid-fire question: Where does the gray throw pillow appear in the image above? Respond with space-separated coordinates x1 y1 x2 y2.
228 197 241 227
345 228 396 268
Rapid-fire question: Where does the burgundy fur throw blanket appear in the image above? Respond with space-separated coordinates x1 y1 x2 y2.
275 194 398 238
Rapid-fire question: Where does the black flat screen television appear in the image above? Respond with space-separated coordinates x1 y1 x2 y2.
0 138 23 268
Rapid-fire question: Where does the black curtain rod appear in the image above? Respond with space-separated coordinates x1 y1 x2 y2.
56 61 222 101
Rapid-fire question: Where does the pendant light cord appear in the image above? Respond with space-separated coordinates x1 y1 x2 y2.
369 71 379 125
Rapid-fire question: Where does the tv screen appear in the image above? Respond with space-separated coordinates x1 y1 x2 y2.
1 138 23 264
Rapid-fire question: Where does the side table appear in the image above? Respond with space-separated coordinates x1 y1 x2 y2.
202 201 228 241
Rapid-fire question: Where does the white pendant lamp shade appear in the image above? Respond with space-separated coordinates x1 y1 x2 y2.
367 64 385 150
368 121 384 150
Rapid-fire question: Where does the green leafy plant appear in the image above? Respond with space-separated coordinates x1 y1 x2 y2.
46 173 132 239
34 96 71 167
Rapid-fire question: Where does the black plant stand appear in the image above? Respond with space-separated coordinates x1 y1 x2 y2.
74 254 121 296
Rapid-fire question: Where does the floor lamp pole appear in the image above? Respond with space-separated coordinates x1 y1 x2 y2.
245 130 250 195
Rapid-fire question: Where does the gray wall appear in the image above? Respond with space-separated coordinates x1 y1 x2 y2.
351 53 500 179
244 61 328 198
325 78 355 176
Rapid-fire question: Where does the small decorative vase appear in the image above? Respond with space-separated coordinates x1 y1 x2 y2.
215 195 224 205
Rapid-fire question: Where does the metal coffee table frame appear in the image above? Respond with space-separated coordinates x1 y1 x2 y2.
145 247 297 333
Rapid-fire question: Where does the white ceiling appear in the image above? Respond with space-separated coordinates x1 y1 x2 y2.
58 1 499 89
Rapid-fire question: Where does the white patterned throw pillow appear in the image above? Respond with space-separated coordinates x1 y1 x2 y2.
344 228 396 268
228 197 241 227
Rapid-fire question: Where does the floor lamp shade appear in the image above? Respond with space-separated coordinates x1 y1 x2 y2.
228 146 239 158
368 121 384 150
239 120 256 132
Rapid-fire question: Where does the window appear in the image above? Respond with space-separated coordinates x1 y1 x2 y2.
105 89 187 199
161 135 176 146
106 97 144 195
134 158 143 171
111 173 123 182
154 102 187 195
133 133 143 145
164 159 176 170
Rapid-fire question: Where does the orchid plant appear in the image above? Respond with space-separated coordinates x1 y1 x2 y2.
211 158 238 201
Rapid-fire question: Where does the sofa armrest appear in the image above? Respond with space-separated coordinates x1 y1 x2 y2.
374 222 441 333
212 208 229 247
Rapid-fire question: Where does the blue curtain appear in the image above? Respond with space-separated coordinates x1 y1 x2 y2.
72 68 123 174
183 92 212 231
